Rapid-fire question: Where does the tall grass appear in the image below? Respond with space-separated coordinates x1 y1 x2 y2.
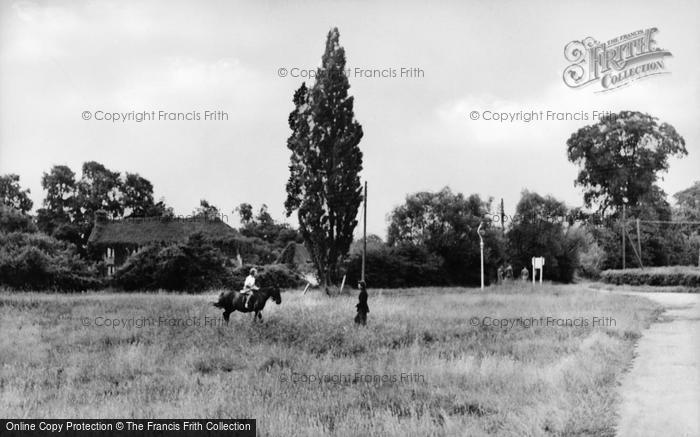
0 284 660 436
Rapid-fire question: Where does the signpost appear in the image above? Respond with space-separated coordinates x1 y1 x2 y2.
531 257 544 284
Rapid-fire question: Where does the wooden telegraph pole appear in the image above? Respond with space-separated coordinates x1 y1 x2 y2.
621 204 626 270
361 181 367 282
500 198 505 234
636 218 642 267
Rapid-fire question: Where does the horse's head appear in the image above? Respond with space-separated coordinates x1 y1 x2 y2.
269 286 282 305
272 287 282 305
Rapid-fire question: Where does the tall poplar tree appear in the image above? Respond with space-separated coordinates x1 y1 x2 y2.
285 28 364 291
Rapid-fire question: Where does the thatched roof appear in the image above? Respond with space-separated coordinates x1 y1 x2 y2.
88 214 243 246
276 242 315 272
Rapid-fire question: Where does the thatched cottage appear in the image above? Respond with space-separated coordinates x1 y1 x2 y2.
88 210 249 276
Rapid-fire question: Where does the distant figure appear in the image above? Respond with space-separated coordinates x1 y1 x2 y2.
505 264 513 280
354 281 369 326
521 266 529 281
497 266 505 283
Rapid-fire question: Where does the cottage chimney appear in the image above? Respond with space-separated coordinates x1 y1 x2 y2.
95 210 108 225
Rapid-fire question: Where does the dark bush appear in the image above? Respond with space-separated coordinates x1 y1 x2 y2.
600 266 700 287
0 232 102 291
344 244 450 289
239 237 279 265
112 233 231 292
0 206 37 233
228 264 305 290
109 244 161 291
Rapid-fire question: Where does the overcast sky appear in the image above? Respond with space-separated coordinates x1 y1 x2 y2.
1 0 698 238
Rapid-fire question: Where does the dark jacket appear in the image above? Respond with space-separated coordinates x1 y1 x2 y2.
356 289 369 313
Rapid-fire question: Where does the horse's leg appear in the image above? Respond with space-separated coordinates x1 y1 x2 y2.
223 311 231 323
257 312 263 322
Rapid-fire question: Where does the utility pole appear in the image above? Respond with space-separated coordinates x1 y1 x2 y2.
361 181 367 282
500 198 505 234
621 204 626 270
636 218 642 268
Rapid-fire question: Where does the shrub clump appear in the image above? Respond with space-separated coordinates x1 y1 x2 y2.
112 233 231 292
601 266 700 287
344 244 450 288
228 264 305 290
0 205 37 233
0 232 102 291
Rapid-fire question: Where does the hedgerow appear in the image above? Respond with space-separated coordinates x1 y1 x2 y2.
600 266 700 287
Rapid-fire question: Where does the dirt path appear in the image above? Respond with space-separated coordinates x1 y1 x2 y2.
608 290 700 437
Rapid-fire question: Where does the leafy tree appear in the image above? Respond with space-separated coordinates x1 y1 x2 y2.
255 204 274 227
76 161 123 220
671 181 700 266
66 161 123 252
36 165 78 235
284 28 364 289
147 197 175 218
674 181 700 221
507 191 584 282
238 203 301 249
0 174 33 213
122 173 155 217
345 243 449 288
236 202 254 225
193 199 220 220
349 234 385 256
387 187 504 285
567 111 686 215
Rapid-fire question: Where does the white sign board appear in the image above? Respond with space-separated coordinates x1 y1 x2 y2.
531 257 545 284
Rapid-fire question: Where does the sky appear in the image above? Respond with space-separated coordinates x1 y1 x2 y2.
1 0 698 238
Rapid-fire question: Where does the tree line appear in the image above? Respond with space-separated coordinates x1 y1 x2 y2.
2 27 698 292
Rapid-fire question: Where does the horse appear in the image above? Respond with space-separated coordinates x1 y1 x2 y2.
212 285 282 323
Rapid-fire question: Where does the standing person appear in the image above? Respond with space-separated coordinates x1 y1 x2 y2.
521 266 529 281
354 281 369 326
497 265 505 284
505 264 513 281
242 268 260 309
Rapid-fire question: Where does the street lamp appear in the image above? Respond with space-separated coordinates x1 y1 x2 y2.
477 221 485 290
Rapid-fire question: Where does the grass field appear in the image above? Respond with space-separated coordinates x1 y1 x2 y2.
0 284 661 436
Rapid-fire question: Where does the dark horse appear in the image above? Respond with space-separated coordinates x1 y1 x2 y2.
212 286 282 323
